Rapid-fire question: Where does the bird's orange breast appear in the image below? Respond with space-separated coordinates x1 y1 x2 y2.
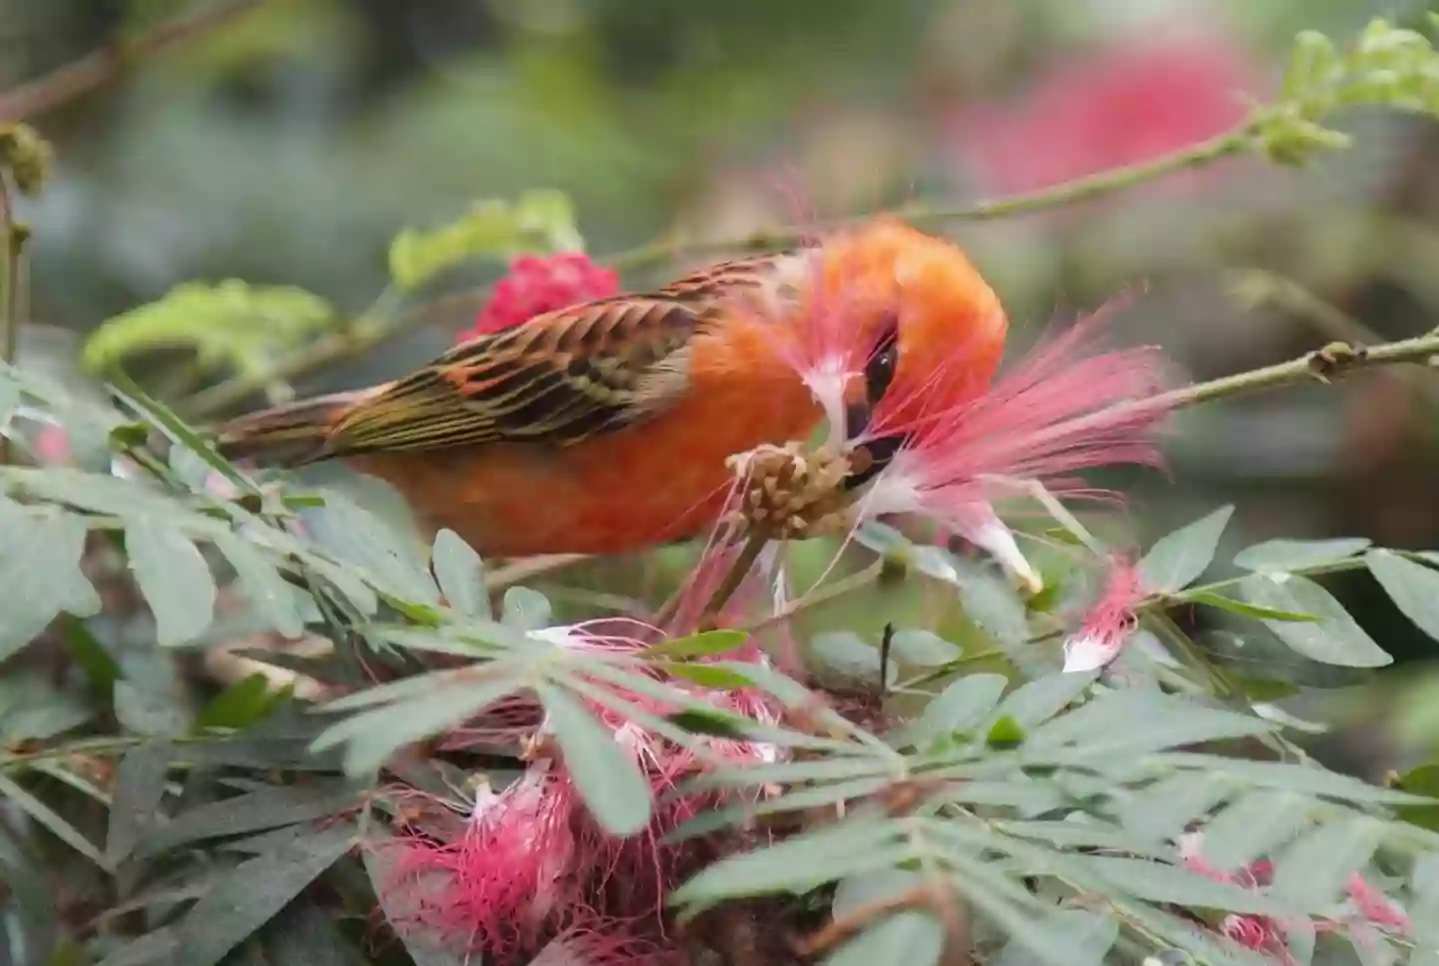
349 320 823 558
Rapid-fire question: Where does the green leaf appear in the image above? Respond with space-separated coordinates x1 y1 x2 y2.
312 676 522 776
1269 818 1381 910
0 671 92 742
1187 590 1321 623
1239 573 1392 667
137 781 360 857
125 517 216 647
0 502 101 661
431 528 489 619
1080 856 1290 915
888 629 963 666
810 631 891 686
990 910 1118 966
363 831 468 966
106 741 172 865
502 585 552 629
827 871 943 966
1394 764 1439 830
646 629 751 660
0 823 59 964
303 490 439 606
1117 773 1229 844
60 615 122 696
196 673 281 730
107 372 258 496
673 820 910 908
903 673 1008 745
1367 549 1439 642
83 280 333 380
388 189 584 290
257 898 358 966
0 771 107 867
986 715 1026 750
537 683 651 835
1137 505 1234 593
668 707 754 740
1233 537 1372 572
215 532 306 639
660 662 755 689
170 822 355 966
993 671 1094 728
1029 690 1275 758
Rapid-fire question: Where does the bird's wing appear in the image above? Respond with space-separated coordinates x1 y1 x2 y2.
320 249 810 458
320 299 698 457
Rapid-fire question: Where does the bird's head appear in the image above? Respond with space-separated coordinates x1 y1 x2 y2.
798 216 1009 447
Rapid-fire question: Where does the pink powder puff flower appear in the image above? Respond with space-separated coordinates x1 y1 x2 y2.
849 309 1175 593
1345 873 1410 934
388 620 785 963
1062 557 1146 673
955 32 1266 197
460 252 621 342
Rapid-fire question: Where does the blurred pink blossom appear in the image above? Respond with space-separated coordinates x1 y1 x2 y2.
1062 557 1145 673
955 33 1267 196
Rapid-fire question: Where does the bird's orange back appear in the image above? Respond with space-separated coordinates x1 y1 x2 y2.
217 217 1008 558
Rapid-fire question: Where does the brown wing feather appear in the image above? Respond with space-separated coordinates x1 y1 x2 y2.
322 295 707 456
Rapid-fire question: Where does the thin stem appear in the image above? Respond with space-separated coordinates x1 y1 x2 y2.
1155 329 1439 412
0 0 262 124
0 174 18 464
740 560 884 633
183 124 1259 418
701 532 770 624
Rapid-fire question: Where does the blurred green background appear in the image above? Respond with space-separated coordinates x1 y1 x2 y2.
5 0 1439 777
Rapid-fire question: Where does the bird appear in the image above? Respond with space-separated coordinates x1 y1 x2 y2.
213 216 1010 559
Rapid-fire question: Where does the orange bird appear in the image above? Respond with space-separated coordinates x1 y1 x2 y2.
214 217 1009 558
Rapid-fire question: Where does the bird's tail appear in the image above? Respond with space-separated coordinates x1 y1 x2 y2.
213 390 367 466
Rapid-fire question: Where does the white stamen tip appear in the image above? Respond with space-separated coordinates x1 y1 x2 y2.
1062 633 1117 673
965 512 1044 596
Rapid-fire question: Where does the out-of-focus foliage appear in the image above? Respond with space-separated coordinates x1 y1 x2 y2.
4 2 1439 965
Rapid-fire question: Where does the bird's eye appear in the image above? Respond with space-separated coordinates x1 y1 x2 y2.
864 317 901 406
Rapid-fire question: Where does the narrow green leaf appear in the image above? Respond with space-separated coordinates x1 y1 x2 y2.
303 489 438 606
1239 573 1392 667
125 517 216 647
312 677 522 776
646 629 750 660
1270 818 1381 910
1118 773 1230 844
502 585 551 629
106 741 172 865
60 615 122 695
537 683 651 835
1394 764 1439 830
1137 505 1234 593
905 673 1008 745
195 673 281 730
888 629 963 666
215 532 306 639
810 631 891 685
1080 856 1290 915
828 871 943 966
1188 590 1322 623
1367 550 1439 642
660 662 755 689
171 822 355 966
672 820 909 908
431 528 489 619
0 771 107 867
993 671 1094 728
1029 690 1274 758
362 831 468 966
107 371 261 496
0 824 59 964
0 503 101 661
137 782 360 857
257 898 357 966
1233 537 1372 573
990 910 1118 966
